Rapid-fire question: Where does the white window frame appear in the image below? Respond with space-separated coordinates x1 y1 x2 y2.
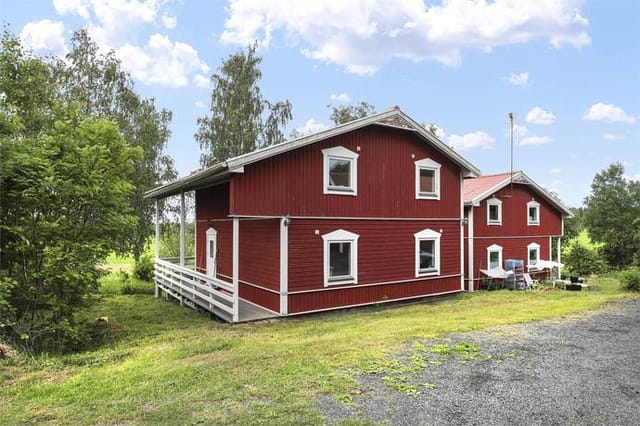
322 229 359 286
487 197 502 226
322 146 358 196
415 158 441 200
487 244 503 270
414 228 441 277
527 200 540 226
527 242 540 270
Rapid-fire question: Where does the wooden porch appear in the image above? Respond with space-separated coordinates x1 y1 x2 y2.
154 258 278 323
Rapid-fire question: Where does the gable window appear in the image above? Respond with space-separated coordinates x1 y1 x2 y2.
415 158 441 200
527 242 540 270
414 228 441 277
487 244 503 270
322 229 359 286
322 146 358 196
487 198 502 225
527 200 540 226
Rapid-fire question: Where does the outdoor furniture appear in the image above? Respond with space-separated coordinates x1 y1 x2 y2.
523 273 538 290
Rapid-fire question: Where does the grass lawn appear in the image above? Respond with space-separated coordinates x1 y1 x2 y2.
1 275 637 424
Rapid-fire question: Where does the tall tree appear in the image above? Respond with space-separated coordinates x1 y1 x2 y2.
0 32 140 351
196 43 292 167
329 101 376 125
583 163 640 269
54 29 176 261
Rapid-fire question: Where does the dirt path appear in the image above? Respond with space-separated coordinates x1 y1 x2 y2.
320 299 640 425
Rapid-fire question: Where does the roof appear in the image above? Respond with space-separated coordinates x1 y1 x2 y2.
144 107 481 199
463 171 573 218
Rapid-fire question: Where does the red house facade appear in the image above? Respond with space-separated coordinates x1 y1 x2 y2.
463 172 573 291
146 108 480 321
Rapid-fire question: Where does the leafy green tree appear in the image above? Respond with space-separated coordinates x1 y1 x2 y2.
583 163 640 269
196 43 293 167
563 206 585 243
562 242 608 277
329 101 376 125
0 32 140 352
54 30 176 262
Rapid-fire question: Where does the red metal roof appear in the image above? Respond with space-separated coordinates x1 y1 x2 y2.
463 171 518 203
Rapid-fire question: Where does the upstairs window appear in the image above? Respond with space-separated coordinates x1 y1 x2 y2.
527 200 540 226
322 146 358 196
487 244 503 270
322 229 359 286
487 198 502 226
414 228 441 277
527 242 540 269
415 158 441 200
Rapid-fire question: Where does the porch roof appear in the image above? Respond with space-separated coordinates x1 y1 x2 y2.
144 106 481 199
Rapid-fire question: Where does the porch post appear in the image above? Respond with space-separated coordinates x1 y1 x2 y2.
279 217 289 316
232 217 240 322
179 191 185 267
154 199 160 298
556 237 562 279
467 207 474 292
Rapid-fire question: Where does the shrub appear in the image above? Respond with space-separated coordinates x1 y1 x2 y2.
563 242 608 276
133 255 154 282
620 268 640 292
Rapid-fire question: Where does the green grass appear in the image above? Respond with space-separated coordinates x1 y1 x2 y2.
1 276 637 424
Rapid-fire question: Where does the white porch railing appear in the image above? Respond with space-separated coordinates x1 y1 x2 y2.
154 258 238 322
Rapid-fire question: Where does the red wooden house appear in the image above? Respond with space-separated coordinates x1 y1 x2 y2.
463 171 573 291
145 108 480 322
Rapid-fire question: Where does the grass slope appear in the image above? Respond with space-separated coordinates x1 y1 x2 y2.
1 276 636 424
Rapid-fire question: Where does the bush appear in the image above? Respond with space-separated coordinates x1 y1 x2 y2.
133 255 155 282
620 268 640 292
563 242 608 276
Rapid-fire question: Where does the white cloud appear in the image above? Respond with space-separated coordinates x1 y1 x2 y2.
513 123 528 138
53 0 90 19
448 131 495 150
526 106 556 125
162 12 177 29
48 0 209 87
631 173 640 182
520 136 552 146
549 167 562 174
428 124 446 140
295 119 329 136
193 74 211 88
195 100 206 108
507 72 529 87
20 20 68 56
583 102 636 124
330 93 350 102
221 0 590 74
117 34 210 87
602 133 625 141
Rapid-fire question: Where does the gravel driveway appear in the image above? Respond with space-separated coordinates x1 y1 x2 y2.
320 299 640 425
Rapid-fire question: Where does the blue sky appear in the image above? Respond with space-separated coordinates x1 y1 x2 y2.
3 0 639 207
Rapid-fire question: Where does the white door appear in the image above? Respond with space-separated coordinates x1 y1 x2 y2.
205 228 217 277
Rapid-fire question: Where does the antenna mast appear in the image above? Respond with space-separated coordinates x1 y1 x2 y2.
509 112 514 188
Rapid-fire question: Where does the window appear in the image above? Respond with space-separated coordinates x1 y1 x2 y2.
322 229 359 286
414 228 441 277
527 242 540 269
527 200 540 226
487 244 503 270
415 158 441 200
322 146 358 196
487 198 502 225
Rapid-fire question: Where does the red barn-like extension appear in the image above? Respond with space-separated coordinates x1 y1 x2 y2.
146 108 480 321
463 171 573 291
